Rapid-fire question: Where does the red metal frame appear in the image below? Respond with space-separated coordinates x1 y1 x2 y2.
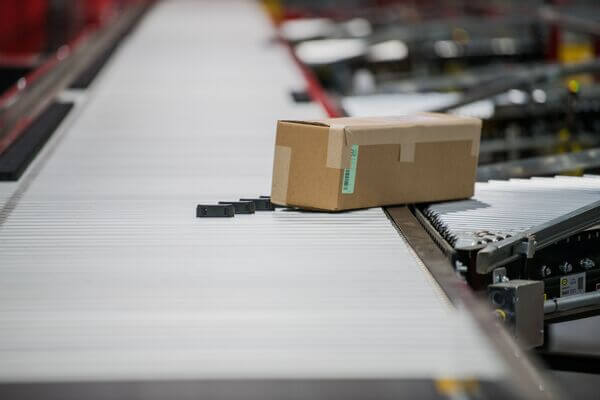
0 43 70 154
0 22 97 155
0 0 49 56
0 1 153 157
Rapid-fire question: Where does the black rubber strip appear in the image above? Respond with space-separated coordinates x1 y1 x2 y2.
0 102 73 181
0 378 517 400
537 350 600 374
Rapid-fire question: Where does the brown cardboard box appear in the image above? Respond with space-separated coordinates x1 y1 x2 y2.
271 112 481 211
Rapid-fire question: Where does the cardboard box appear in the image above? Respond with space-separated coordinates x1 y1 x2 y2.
271 112 481 211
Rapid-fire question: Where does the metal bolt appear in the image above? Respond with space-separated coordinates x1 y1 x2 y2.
492 267 507 283
539 265 552 278
455 260 468 273
580 258 595 270
558 261 573 274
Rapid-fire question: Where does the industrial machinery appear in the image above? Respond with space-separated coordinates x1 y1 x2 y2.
415 176 600 344
283 1 600 166
419 176 600 288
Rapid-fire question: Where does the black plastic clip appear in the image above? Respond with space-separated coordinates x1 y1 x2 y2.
240 198 276 211
290 89 312 103
218 201 256 214
260 195 282 208
196 204 235 218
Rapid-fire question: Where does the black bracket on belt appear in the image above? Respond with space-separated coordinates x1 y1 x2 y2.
196 204 235 218
240 197 276 211
218 201 256 214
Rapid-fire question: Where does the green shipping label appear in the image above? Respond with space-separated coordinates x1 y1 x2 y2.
341 144 359 194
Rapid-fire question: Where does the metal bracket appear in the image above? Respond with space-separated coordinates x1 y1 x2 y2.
477 199 600 274
492 267 508 284
517 235 537 258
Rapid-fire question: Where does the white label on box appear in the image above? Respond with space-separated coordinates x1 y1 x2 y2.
341 144 359 194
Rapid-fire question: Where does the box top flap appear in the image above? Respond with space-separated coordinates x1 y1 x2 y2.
281 113 480 130
278 120 329 127
343 113 481 147
280 113 481 168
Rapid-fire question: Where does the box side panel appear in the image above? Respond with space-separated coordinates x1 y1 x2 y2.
339 140 477 210
271 122 341 210
271 145 292 205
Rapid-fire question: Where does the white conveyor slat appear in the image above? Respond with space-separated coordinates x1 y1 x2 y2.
0 0 506 383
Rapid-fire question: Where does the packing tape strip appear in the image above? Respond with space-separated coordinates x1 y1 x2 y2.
327 124 480 167
271 145 291 204
326 123 350 169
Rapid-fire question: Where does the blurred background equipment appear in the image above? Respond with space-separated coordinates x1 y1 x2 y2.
277 0 600 169
0 0 149 180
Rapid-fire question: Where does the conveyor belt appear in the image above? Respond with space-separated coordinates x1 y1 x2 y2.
422 175 600 249
0 0 515 393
